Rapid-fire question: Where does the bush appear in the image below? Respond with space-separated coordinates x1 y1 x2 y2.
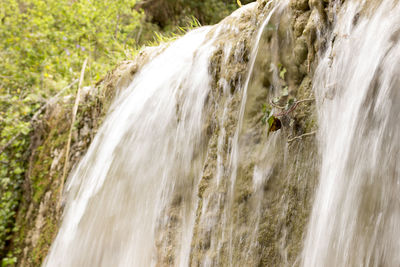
0 0 144 261
136 0 255 29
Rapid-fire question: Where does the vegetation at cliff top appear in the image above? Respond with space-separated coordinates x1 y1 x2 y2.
0 0 253 264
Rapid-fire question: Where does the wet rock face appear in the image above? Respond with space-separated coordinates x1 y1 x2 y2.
11 0 339 266
189 0 337 266
184 0 327 266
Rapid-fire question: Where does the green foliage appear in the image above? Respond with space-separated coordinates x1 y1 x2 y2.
0 0 145 262
146 16 201 46
261 105 282 134
279 67 287 80
261 104 271 125
185 0 246 25
1 255 17 267
138 0 254 29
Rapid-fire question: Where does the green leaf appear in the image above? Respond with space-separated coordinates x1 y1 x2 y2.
261 104 270 125
285 97 296 110
13 167 23 175
279 67 287 80
266 23 276 31
21 126 30 136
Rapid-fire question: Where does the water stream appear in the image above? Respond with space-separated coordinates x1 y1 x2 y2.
303 0 400 266
43 0 400 266
44 3 270 266
44 25 217 266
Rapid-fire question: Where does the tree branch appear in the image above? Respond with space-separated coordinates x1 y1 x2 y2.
275 98 315 117
58 58 88 212
287 131 317 143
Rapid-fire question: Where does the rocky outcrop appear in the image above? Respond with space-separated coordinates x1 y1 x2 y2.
188 0 331 265
8 0 340 265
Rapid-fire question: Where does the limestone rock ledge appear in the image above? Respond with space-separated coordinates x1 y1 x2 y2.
7 0 340 265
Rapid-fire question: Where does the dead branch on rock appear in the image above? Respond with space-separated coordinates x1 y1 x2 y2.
58 58 88 212
287 131 317 143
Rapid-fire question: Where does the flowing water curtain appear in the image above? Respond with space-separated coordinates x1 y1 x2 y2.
43 3 266 266
303 0 400 266
43 27 218 266
42 0 336 266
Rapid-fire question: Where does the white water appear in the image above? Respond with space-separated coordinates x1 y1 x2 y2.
44 0 400 266
303 0 400 266
44 27 216 266
44 3 265 267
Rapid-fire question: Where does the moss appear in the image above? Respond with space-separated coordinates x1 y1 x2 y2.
294 37 309 66
234 163 255 204
293 11 312 38
7 59 148 266
30 215 57 265
290 0 310 11
190 1 327 265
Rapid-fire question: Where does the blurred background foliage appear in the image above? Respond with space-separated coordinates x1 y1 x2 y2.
0 0 253 263
136 0 252 30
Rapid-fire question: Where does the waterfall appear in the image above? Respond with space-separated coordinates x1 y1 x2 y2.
303 0 400 266
44 26 215 266
44 3 272 266
42 0 400 266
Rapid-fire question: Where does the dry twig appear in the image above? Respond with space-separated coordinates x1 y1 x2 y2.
287 131 317 143
58 58 88 211
274 98 315 117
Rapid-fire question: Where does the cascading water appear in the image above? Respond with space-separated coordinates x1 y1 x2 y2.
41 0 400 266
44 3 280 266
303 0 400 266
44 26 219 266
